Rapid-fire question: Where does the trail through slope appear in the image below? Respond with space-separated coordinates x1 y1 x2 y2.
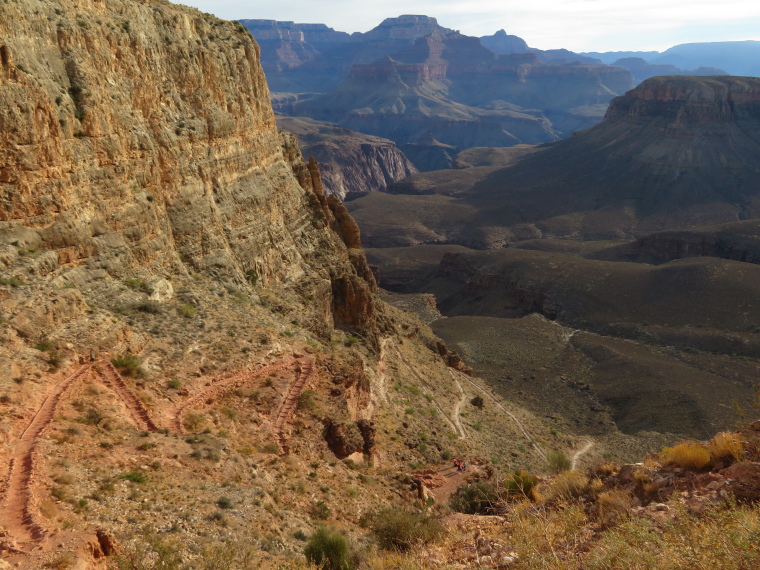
94 362 159 432
450 374 468 440
454 369 547 461
571 439 595 471
273 357 315 452
0 364 92 547
171 357 296 433
394 345 464 438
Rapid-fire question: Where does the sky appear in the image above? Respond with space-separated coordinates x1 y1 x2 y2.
178 0 760 53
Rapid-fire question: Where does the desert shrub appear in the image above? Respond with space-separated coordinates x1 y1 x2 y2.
183 412 205 432
311 500 332 520
470 396 484 409
216 496 233 509
48 350 62 370
136 300 161 314
298 390 316 410
123 277 149 293
119 470 147 484
111 353 141 377
365 507 445 552
304 526 354 570
0 276 23 287
245 268 258 286
449 481 501 514
34 339 52 352
82 407 105 426
596 490 632 528
178 304 196 318
261 443 280 454
546 450 572 474
505 469 539 500
709 432 744 464
660 440 712 471
545 471 589 503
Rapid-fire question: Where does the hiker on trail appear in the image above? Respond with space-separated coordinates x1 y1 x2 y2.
463 462 468 471
452 458 459 469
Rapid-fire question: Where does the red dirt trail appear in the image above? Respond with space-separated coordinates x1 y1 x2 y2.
94 362 159 432
0 364 92 548
273 357 315 453
170 357 297 433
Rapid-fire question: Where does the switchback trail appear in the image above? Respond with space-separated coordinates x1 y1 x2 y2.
453 370 547 461
94 362 159 432
571 439 595 471
273 357 315 453
171 357 296 433
0 363 92 548
394 345 465 438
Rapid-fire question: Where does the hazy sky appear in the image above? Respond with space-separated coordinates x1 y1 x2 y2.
180 0 760 52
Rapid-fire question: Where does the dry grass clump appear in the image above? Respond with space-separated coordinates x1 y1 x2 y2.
499 496 760 569
363 507 445 552
544 471 589 503
660 440 711 471
708 431 744 464
585 502 760 569
596 490 632 528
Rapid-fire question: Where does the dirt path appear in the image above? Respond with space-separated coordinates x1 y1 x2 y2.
571 439 594 471
94 362 159 432
454 370 546 461
393 346 463 438
414 461 483 505
0 363 92 548
170 358 296 433
450 374 468 440
273 357 315 453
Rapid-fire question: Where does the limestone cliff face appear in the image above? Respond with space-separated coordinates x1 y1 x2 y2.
0 0 375 333
606 76 760 126
276 116 417 198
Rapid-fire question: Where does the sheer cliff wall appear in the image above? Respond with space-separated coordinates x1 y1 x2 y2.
0 0 375 332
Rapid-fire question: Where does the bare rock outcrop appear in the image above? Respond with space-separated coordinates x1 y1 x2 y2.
0 0 377 337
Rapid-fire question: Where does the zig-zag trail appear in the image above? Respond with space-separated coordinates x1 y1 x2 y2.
451 369 547 461
273 357 316 453
393 344 466 439
93 362 159 432
170 357 297 434
0 364 92 550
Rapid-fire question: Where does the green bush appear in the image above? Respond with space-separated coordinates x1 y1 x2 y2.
365 507 445 551
310 500 332 520
304 526 354 570
178 304 196 318
450 481 501 515
119 470 147 484
546 450 572 474
112 353 141 377
505 469 539 499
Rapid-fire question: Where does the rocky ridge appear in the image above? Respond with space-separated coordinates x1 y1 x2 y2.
276 116 417 198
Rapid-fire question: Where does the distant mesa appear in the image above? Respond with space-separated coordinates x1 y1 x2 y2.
348 75 760 248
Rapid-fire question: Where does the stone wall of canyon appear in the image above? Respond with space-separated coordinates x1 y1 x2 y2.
0 0 375 333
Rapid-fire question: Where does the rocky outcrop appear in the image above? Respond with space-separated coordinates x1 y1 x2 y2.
479 30 529 54
606 75 760 125
0 0 376 335
276 117 417 198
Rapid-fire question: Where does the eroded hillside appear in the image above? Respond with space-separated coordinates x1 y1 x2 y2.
0 1 584 568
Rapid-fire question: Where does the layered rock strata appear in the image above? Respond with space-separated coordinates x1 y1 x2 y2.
0 0 376 334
